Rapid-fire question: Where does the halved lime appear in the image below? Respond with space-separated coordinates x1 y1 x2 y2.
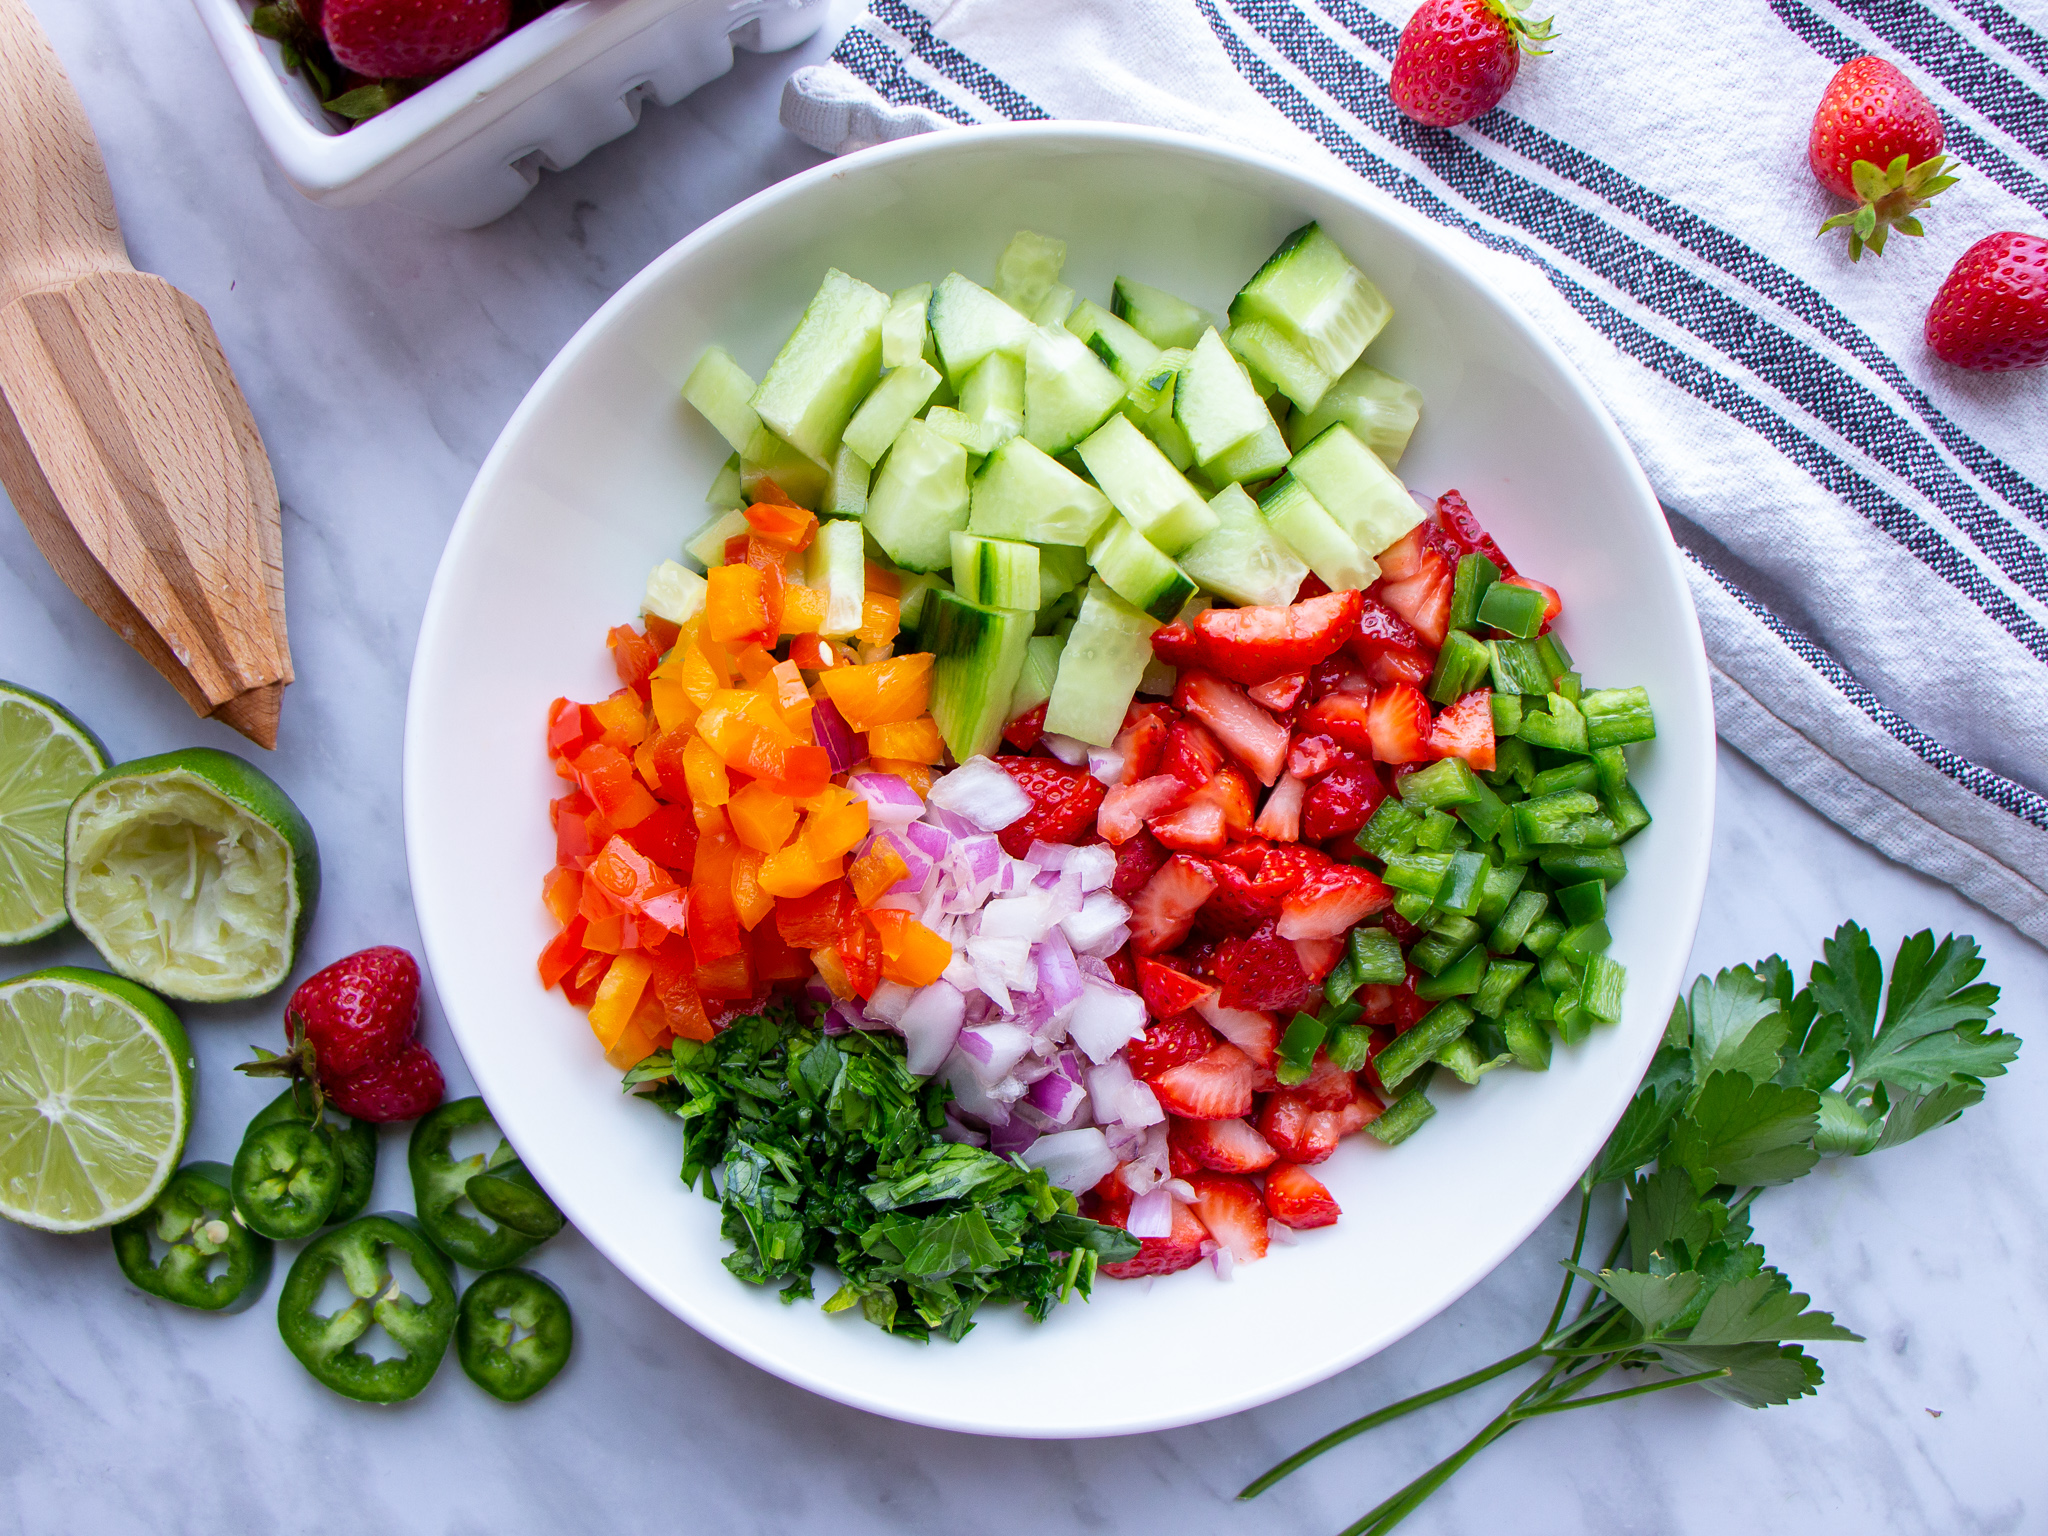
0 682 108 945
0 968 194 1232
65 748 320 1003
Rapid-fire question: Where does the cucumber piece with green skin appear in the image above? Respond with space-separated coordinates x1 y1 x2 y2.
1008 634 1065 720
1031 284 1077 327
1174 327 1279 465
685 508 750 568
1286 360 1423 465
883 283 932 371
865 419 969 572
806 517 866 636
1227 224 1391 411
842 358 941 465
750 269 887 465
1287 423 1424 556
1112 277 1212 349
1134 352 1195 469
925 590 1035 762
1064 299 1166 400
1024 325 1126 454
1227 320 1331 416
994 231 1067 318
968 438 1114 546
929 272 1033 385
1074 413 1217 556
705 454 743 511
1087 515 1198 621
1259 473 1379 592
1045 578 1161 747
741 425 830 509
1179 484 1310 608
949 532 1041 610
1203 418 1291 485
824 443 870 519
959 350 1023 449
683 346 761 454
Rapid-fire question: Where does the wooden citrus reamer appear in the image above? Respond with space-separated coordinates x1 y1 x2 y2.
0 0 290 748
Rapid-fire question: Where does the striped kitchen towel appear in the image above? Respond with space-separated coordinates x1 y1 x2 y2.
780 0 2048 946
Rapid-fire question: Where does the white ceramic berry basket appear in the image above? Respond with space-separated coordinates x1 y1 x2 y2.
188 0 827 227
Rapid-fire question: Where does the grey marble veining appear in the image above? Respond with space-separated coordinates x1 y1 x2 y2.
2 3 2043 1531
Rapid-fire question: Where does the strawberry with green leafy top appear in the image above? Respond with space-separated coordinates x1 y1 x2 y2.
1389 0 1555 129
1809 56 1957 261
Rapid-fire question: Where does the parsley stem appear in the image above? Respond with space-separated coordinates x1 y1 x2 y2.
1341 1407 1522 1536
1514 1366 1732 1416
1540 1182 1595 1340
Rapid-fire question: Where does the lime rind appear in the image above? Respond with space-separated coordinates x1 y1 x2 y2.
0 683 109 946
65 749 320 1004
0 967 193 1233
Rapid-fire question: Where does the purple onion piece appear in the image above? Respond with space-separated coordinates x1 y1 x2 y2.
811 696 863 774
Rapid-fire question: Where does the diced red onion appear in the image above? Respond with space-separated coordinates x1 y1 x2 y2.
988 1117 1040 1156
1038 733 1090 766
1112 1124 1169 1192
903 820 953 863
1127 1186 1173 1239
939 1109 988 1146
865 980 914 1026
977 889 1054 940
1061 891 1132 957
1208 1238 1235 1281
926 756 1032 830
1068 977 1148 1063
957 1021 1035 1085
1164 1177 1195 1202
940 1050 1011 1126
811 697 863 774
848 770 925 827
1034 934 1084 1013
1087 745 1126 785
1267 1218 1298 1246
898 980 966 1076
1023 1059 1088 1126
1019 1127 1118 1192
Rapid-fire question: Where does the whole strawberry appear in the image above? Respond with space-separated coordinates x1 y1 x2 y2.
328 1040 446 1122
321 0 509 79
1810 56 1957 261
1925 231 2048 371
1389 0 1554 129
240 945 446 1122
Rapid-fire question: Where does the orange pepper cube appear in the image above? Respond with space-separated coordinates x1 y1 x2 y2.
704 563 771 647
800 788 870 862
866 716 942 765
743 499 818 551
727 779 797 854
848 837 910 907
855 592 901 647
587 952 655 1050
682 734 730 807
867 909 952 988
817 653 932 731
758 841 842 900
589 689 650 750
729 847 777 930
779 584 829 636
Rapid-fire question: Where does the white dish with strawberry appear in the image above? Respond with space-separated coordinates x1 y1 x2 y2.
406 123 1716 1436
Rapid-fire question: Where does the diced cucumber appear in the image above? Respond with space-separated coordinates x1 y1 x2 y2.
685 508 750 568
824 443 870 519
897 571 950 637
1064 299 1166 398
969 438 1114 546
1179 484 1310 607
1135 357 1196 469
643 559 707 626
1174 327 1278 466
806 516 866 636
994 230 1067 318
865 419 969 572
1227 224 1391 411
683 346 761 453
949 532 1041 610
1036 542 1091 609
1009 634 1064 720
1045 578 1160 747
1088 515 1198 622
925 407 993 454
1286 360 1423 465
1259 474 1379 591
750 269 887 464
706 454 744 510
1288 424 1424 556
929 273 1033 385
925 589 1035 762
1228 320 1332 416
741 425 830 509
882 283 932 371
842 358 941 464
1074 413 1218 556
959 350 1024 449
1112 277 1212 349
1204 418 1291 485
1024 325 1126 455
1032 284 1076 327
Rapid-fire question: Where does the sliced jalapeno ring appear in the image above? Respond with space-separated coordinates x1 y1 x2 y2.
111 1161 273 1313
409 1097 548 1270
456 1268 574 1403
233 1120 343 1241
249 1087 379 1224
465 1157 565 1241
277 1212 457 1404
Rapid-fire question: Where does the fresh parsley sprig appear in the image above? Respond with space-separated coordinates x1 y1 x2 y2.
1242 923 2019 1534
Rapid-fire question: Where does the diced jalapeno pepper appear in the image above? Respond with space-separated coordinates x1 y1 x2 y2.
233 1120 344 1241
1604 781 1652 841
1475 579 1546 638
1426 631 1492 704
1528 761 1598 798
1435 848 1489 917
1392 889 1436 926
1580 686 1656 748
1539 847 1628 887
1325 1023 1374 1072
1375 1004 1471 1092
1556 671 1584 703
1366 1069 1437 1145
410 1098 560 1270
278 1213 458 1403
1357 796 1422 860
1382 849 1453 900
1540 951 1584 995
111 1161 272 1313
1326 925 1405 1006
466 1159 567 1241
1474 862 1527 926
1490 736 1537 791
1589 745 1630 800
1534 632 1574 684
1400 757 1482 810
1415 945 1487 1001
1556 919 1613 966
1410 920 1477 977
1415 808 1466 850
1524 913 1569 958
1488 638 1551 696
456 1269 574 1403
1454 775 1510 841
1448 553 1502 634
1489 889 1548 953
1502 1012 1552 1070
1582 953 1628 1023
1556 879 1607 927
1554 990 1592 1044
1277 1013 1327 1085
1473 958 1534 1018
1436 1034 1500 1085
1518 693 1588 753
247 1087 378 1225
1489 691 1523 738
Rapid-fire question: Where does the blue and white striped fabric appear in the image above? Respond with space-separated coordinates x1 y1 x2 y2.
781 0 2048 944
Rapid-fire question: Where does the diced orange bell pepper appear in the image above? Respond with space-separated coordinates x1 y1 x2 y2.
727 779 797 853
867 758 939 798
729 847 776 931
800 787 870 861
866 716 942 764
688 830 743 964
868 908 953 987
542 865 582 926
847 838 910 908
774 880 849 949
705 563 773 647
811 944 853 1000
563 951 610 1007
676 635 730 710
863 561 902 599
682 734 730 807
758 839 842 899
817 653 932 731
855 592 900 647
692 951 755 1001
607 992 670 1068
648 648 700 733
537 915 588 990
573 743 658 829
608 625 663 696
648 953 714 1043
743 499 817 551
744 538 787 638
735 644 778 686
632 736 661 792
779 585 829 636
643 614 681 652
588 952 655 1050
838 908 882 1000
581 913 625 955
734 736 831 798
589 688 650 750
747 923 813 984
787 633 847 671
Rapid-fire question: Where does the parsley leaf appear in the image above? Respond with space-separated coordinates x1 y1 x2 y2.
1851 929 2015 1094
1684 967 1788 1084
1570 1265 1701 1335
1649 1340 1827 1408
1585 1046 1692 1188
1683 1268 1861 1347
1871 1081 1987 1150
1670 1071 1820 1192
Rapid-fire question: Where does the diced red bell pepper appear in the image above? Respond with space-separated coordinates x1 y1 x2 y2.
775 880 850 949
573 743 658 828
608 625 663 696
541 865 582 926
687 830 743 964
747 921 814 984
537 916 588 990
692 950 755 1001
838 907 882 999
742 499 817 551
705 563 775 648
547 697 598 760
619 802 697 871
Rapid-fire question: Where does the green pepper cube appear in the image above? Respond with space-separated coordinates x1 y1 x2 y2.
1524 913 1569 959
1401 757 1483 810
1517 693 1589 754
1540 847 1627 887
1489 888 1548 953
1455 774 1511 841
1475 579 1546 639
1520 978 1557 1021
1556 879 1607 928
1347 925 1408 986
1490 691 1524 739
1474 861 1527 926
1605 781 1652 842
1529 761 1598 798
1554 990 1592 1044
1357 797 1422 860
1448 552 1502 634
1435 848 1489 917
1534 631 1574 685
1582 953 1627 1024
1376 1002 1474 1090
1366 1076 1437 1145
1513 789 1601 845
1473 957 1534 1018
1277 1012 1327 1084
1489 638 1551 696
1410 918 1479 976
1393 889 1437 926
1540 950 1584 997
1491 736 1537 791
1556 919 1613 967
1590 744 1630 801
1383 849 1453 900
1582 686 1656 748
1503 1012 1552 1070
1427 630 1493 705
1325 1023 1374 1072
1436 1035 1496 1085
1415 808 1466 850
1556 671 1584 704
1414 944 1488 1001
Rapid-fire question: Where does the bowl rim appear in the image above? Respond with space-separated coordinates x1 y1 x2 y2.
404 118 1715 1437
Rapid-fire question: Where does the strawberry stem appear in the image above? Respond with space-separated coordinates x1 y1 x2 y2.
1817 153 1958 261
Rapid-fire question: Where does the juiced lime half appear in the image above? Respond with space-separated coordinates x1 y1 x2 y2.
0 968 194 1232
65 748 320 1003
0 682 108 946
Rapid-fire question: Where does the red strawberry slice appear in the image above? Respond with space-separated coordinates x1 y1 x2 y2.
1170 1115 1279 1173
1297 691 1377 755
1288 732 1341 779
1130 855 1219 955
1095 1187 1210 1279
1434 489 1515 576
1363 646 1434 689
1099 774 1189 844
1162 718 1225 788
1210 841 1271 873
1294 1059 1367 1112
1186 1173 1270 1263
1194 997 1281 1067
1148 622 1207 672
1293 935 1345 982
1111 830 1172 901
1374 533 1454 647
1185 591 1365 686
1258 1090 1341 1165
1349 592 1427 653
1136 958 1217 1019
1196 860 1291 937
1278 861 1393 940
1248 672 1307 712
1359 976 1432 1029
1300 762 1389 844
1264 1161 1342 1230
994 756 1107 857
1252 772 1306 842
1150 797 1228 854
1427 688 1496 771
1001 701 1048 752
1112 704 1172 783
1125 1011 1223 1079
1174 672 1289 786
1366 685 1433 764
1215 920 1316 1012
1150 1042 1259 1119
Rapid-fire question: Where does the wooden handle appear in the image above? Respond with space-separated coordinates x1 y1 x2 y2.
0 0 130 311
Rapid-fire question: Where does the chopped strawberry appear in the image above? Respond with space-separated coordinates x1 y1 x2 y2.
1194 997 1282 1067
1359 976 1432 1029
1136 958 1218 1019
1248 672 1306 712
1374 530 1454 647
1097 1189 1210 1279
1186 1173 1270 1263
1210 841 1271 874
1184 591 1365 687
1162 718 1225 788
1259 1090 1341 1165
1295 572 1332 601
1351 591 1427 653
1297 691 1377 755
1112 704 1172 783
1366 685 1433 765
1252 772 1305 842
1435 489 1515 576
1363 646 1434 689
1150 796 1228 854
1300 762 1389 844
1288 733 1341 779
1294 1058 1366 1112
1002 701 1048 752
1499 575 1561 632
1169 1115 1279 1174
1148 622 1207 673
1099 774 1189 843
1150 1041 1259 1120
1264 1161 1342 1230
1292 934 1345 981
1196 859 1291 937
994 756 1106 858
1174 672 1289 786
1215 921 1316 1012
1111 830 1172 901
1130 855 1219 955
1427 688 1496 771
1125 1012 1223 1079
1102 946 1138 992
1278 860 1393 940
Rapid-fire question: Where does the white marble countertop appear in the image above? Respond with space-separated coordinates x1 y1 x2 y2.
3 3 2043 1530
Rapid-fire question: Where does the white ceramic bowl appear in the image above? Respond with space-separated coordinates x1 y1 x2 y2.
190 0 827 227
405 123 1715 1437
